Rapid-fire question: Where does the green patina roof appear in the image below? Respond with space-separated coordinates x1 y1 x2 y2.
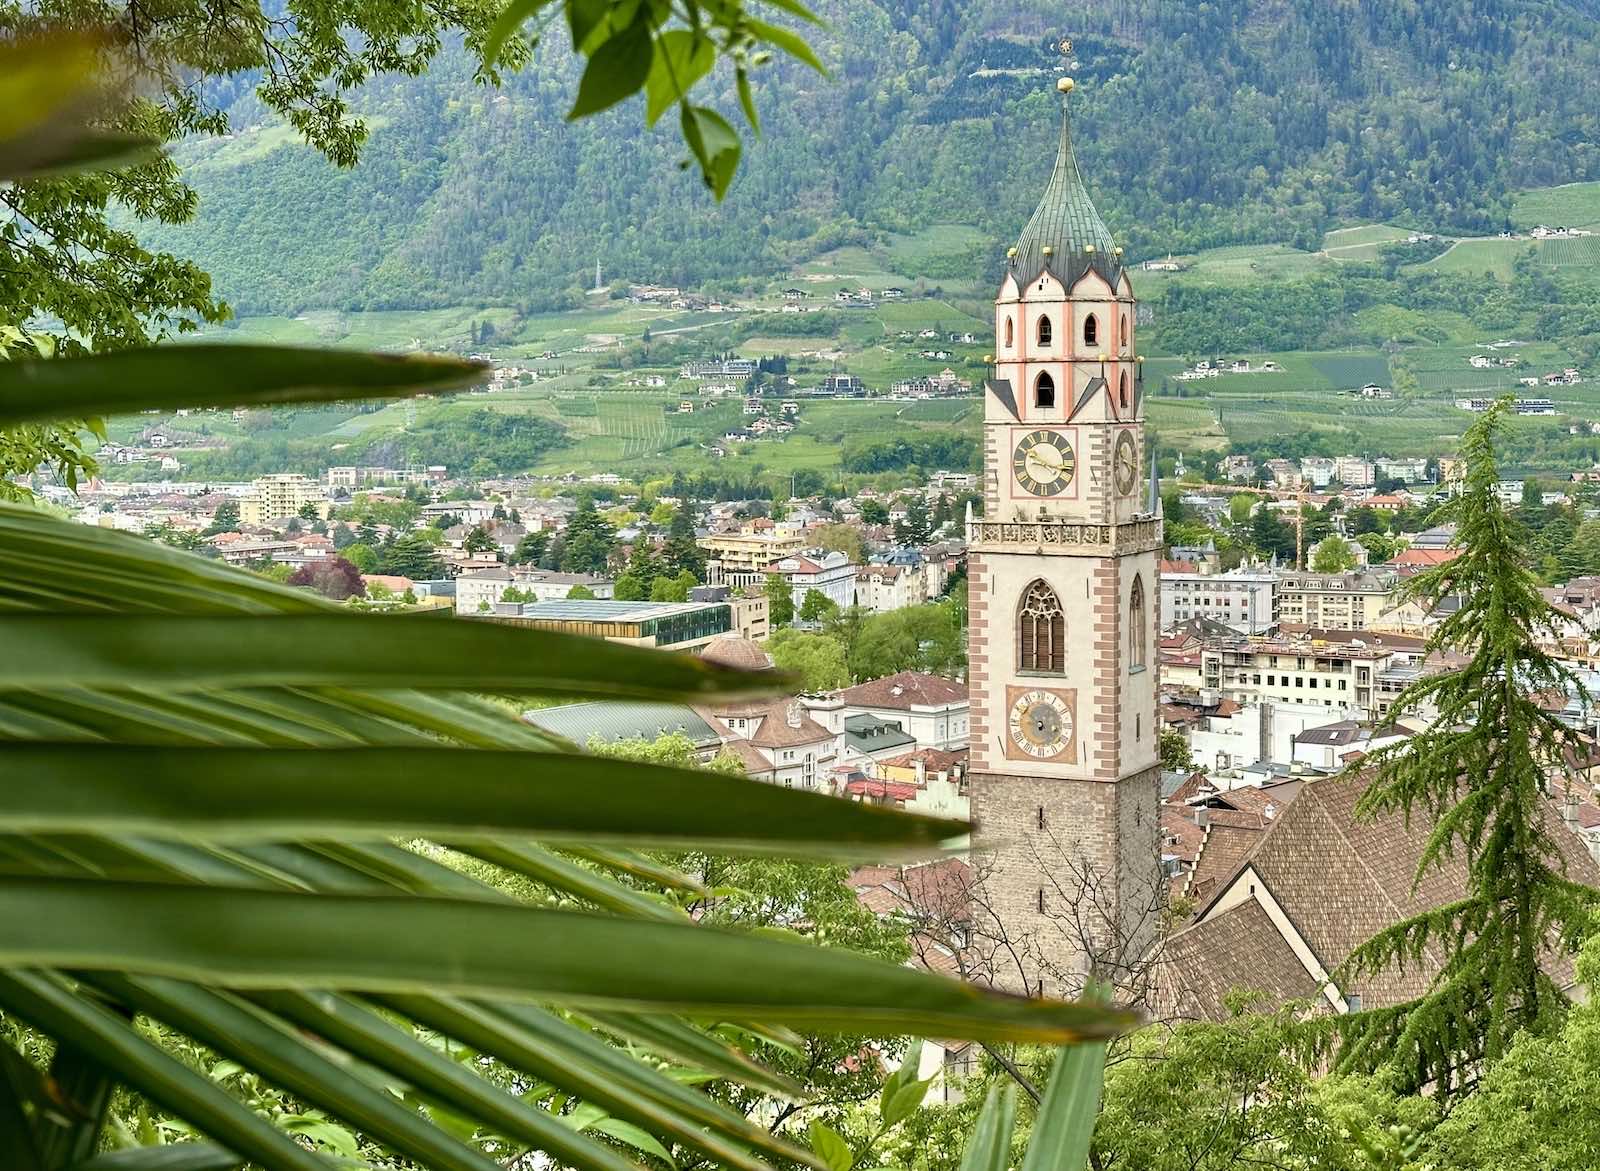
1007 86 1122 291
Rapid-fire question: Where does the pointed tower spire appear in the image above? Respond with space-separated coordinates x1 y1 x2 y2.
1148 440 1161 516
1007 77 1121 290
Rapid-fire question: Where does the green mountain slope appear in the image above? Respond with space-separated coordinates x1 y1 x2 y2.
139 0 1600 315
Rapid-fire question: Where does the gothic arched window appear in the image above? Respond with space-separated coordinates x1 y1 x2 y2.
1083 313 1099 348
1019 580 1065 673
1034 371 1056 409
1121 314 1129 348
1037 315 1053 347
1119 370 1131 410
1129 575 1147 670
1005 316 1014 348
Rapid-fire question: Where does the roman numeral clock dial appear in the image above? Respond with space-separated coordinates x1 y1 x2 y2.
1012 430 1075 497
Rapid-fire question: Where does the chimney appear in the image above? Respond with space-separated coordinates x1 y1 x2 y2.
1562 786 1581 831
914 758 926 786
1193 805 1211 829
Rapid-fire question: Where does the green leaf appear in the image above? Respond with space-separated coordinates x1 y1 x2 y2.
645 31 717 126
0 971 325 1171
736 69 761 135
879 1076 930 1128
567 0 612 53
680 105 742 200
585 1117 678 1168
1018 1044 1107 1171
0 879 1137 1044
0 744 967 853
0 345 484 428
746 19 826 72
0 1057 43 1171
0 614 775 701
4 131 160 182
72 1144 243 1171
568 17 655 119
957 1085 1016 1171
484 0 558 66
807 1121 853 1171
757 0 823 24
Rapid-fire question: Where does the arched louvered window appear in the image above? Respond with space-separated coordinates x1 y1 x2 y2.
1129 575 1147 670
1119 370 1131 410
1083 314 1099 348
1019 580 1065 673
1037 315 1053 347
1034 371 1056 409
1005 316 1014 348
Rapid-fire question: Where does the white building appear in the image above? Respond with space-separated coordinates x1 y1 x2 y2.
1334 455 1375 487
1160 567 1277 634
854 564 920 612
1299 457 1336 489
833 672 969 751
455 567 613 613
766 548 855 610
239 474 330 526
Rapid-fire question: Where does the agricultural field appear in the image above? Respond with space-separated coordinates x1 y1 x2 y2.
1322 223 1411 263
1539 235 1600 270
1419 238 1529 281
1510 181 1600 231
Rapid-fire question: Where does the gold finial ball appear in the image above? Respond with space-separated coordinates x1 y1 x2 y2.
1097 352 1107 363
1057 76 1074 93
1114 246 1124 255
1041 244 1054 257
1006 246 1017 258
984 354 994 364
1084 243 1096 253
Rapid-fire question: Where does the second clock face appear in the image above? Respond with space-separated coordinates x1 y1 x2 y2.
1114 430 1138 495
1013 430 1075 497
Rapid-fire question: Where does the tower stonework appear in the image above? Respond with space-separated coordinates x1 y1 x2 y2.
967 79 1162 999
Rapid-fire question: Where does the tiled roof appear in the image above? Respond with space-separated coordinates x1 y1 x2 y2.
1185 822 1263 905
1006 86 1121 291
744 701 834 750
838 671 967 710
879 747 966 773
719 738 774 776
1158 898 1325 1020
699 635 774 672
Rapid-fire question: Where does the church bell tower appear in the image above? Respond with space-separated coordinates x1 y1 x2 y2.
967 77 1163 997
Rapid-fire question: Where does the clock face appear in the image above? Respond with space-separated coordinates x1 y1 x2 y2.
1114 431 1138 496
1013 430 1075 497
1009 688 1075 759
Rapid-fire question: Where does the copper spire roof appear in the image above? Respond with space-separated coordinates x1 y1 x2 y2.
1007 80 1121 290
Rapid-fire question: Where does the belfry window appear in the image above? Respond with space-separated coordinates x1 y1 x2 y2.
1083 314 1098 348
1130 575 1147 670
1019 580 1065 673
1005 316 1014 348
1037 315 1053 347
1034 371 1056 409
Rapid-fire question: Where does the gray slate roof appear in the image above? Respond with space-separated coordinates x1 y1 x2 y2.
1006 87 1122 291
524 701 723 748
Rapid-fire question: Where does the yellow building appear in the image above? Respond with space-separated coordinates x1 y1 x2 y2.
699 524 806 587
239 473 331 526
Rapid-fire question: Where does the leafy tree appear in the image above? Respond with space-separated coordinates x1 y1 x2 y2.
1338 399 1600 1096
650 574 689 603
662 504 706 578
560 497 615 574
1355 531 1401 564
512 530 549 565
894 496 933 546
848 603 964 682
330 522 355 549
799 587 840 623
464 524 498 554
814 522 865 565
1310 534 1357 573
765 573 795 628
1158 727 1194 773
289 556 364 600
204 498 240 535
859 500 890 526
297 501 321 521
767 628 850 692
1250 507 1297 563
381 532 444 580
340 542 379 574
613 573 647 601
567 584 597 600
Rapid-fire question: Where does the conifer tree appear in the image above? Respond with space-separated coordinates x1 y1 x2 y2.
1337 398 1598 1096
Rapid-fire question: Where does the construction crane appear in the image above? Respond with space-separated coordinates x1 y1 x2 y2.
1185 480 1310 570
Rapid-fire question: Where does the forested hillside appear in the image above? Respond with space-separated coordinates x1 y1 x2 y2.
139 0 1600 315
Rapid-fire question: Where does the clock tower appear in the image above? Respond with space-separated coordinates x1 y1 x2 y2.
967 77 1163 998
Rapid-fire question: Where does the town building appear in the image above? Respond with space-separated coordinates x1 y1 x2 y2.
1334 455 1375 487
1274 569 1398 631
837 671 970 751
699 523 806 587
764 549 855 610
1159 566 1277 634
855 564 920 612
238 473 330 526
479 599 732 652
964 76 1163 993
1200 635 1395 714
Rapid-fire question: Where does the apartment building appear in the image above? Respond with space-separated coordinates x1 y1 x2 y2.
1160 566 1277 634
239 473 330 526
1275 569 1397 631
699 523 806 587
1201 637 1394 713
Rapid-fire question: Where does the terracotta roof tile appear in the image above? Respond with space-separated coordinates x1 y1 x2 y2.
838 671 967 710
